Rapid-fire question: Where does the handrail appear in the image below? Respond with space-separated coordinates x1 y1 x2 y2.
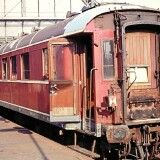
89 68 98 132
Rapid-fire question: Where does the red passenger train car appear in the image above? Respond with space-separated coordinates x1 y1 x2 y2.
0 2 160 159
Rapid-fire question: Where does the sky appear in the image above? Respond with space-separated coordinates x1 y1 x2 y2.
73 0 160 12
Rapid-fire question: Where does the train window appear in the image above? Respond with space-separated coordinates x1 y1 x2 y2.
42 48 49 80
129 67 148 83
22 53 30 79
10 56 17 79
2 58 7 80
103 40 114 79
53 44 73 80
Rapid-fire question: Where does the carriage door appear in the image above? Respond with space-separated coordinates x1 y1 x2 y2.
49 39 79 122
126 31 160 119
126 32 158 90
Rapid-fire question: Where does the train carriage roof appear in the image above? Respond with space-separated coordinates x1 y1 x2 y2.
0 3 159 54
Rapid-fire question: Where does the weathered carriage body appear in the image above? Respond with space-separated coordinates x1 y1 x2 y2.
0 3 160 159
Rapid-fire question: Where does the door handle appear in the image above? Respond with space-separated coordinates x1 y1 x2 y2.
50 84 59 94
51 84 59 90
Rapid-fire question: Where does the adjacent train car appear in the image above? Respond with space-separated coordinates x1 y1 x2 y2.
0 2 160 159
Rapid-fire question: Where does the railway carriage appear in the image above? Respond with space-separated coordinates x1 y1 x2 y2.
0 2 160 159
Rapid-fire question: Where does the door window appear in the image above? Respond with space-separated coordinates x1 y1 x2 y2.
53 44 73 80
130 67 148 83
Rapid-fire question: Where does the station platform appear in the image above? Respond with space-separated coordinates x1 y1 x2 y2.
0 116 93 160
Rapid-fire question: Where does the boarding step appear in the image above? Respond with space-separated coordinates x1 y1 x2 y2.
68 145 100 159
76 129 95 136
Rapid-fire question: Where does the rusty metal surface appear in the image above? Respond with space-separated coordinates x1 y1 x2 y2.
104 125 131 143
0 116 93 160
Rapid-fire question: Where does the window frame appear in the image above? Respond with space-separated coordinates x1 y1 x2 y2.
52 44 74 81
10 55 17 80
2 58 7 80
102 40 115 80
128 64 150 86
42 48 49 80
21 53 30 80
